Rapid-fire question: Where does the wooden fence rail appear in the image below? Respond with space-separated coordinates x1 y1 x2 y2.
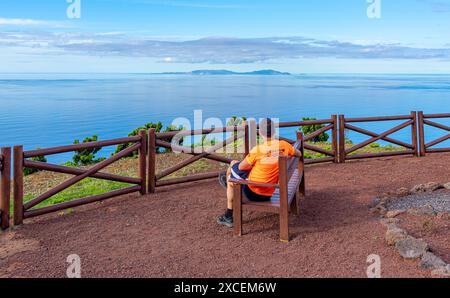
149 125 247 192
418 112 450 156
339 112 418 162
278 116 339 164
13 131 147 225
0 147 11 230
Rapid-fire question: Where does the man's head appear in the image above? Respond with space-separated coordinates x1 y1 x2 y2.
259 118 276 140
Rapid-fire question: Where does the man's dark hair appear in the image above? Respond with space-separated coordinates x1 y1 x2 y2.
259 118 276 139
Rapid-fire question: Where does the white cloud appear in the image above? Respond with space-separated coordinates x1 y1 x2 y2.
0 18 50 26
1 31 450 64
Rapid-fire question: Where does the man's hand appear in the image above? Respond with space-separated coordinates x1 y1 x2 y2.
294 149 303 158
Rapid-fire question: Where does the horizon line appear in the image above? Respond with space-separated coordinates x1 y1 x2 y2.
1 72 450 75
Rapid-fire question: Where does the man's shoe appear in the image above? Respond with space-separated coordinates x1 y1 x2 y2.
217 215 233 228
218 172 228 189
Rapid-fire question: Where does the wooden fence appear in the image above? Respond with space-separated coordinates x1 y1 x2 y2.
0 147 11 230
12 131 147 225
147 118 339 192
418 112 450 156
338 112 418 162
3 111 450 228
148 125 248 192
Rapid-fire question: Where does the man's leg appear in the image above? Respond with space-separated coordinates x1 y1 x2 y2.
226 160 240 209
217 160 240 228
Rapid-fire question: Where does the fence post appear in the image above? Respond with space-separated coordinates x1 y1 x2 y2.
13 145 24 226
1 147 11 230
248 119 257 150
418 111 426 157
331 115 338 163
410 111 419 157
244 121 250 155
338 115 346 163
138 130 147 195
148 128 156 193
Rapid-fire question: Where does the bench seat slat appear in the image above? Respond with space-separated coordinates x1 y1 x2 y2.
243 169 301 208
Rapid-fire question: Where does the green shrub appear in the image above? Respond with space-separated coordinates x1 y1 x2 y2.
161 124 184 153
226 116 247 149
114 122 163 157
72 135 103 165
24 151 47 176
299 117 329 142
227 116 247 126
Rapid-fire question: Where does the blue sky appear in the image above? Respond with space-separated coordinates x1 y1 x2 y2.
0 0 449 73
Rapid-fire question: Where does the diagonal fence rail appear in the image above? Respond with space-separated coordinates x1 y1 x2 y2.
338 112 419 162
418 112 450 156
13 131 147 225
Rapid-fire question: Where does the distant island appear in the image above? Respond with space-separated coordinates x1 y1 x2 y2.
159 69 291 76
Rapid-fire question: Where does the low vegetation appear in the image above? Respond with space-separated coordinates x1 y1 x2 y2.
71 135 104 166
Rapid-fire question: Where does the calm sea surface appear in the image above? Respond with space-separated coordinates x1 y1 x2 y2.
1 73 450 163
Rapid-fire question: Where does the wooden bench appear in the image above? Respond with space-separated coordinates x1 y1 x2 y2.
230 132 305 243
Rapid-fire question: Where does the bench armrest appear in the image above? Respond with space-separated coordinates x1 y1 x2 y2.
228 178 279 189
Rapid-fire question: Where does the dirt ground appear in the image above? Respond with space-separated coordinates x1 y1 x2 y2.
2 153 450 278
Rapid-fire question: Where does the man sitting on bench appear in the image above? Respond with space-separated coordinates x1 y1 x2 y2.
217 118 303 228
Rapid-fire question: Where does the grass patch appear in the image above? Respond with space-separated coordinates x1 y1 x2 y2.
24 178 132 210
304 142 401 159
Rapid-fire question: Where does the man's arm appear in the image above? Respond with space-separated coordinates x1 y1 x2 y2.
238 158 253 171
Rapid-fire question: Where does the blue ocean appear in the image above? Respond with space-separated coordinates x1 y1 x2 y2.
1 73 450 163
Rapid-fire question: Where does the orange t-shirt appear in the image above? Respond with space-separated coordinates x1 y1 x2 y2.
245 140 296 196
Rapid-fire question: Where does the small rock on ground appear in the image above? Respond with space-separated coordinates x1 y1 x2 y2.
410 184 426 193
386 210 406 218
396 187 410 197
431 267 450 278
385 227 408 246
407 205 436 216
371 204 387 216
395 236 429 259
420 252 447 270
380 218 400 228
424 182 442 192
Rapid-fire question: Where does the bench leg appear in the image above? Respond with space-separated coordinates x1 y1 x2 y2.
291 193 299 216
300 176 306 198
233 185 243 237
293 176 306 217
279 207 289 243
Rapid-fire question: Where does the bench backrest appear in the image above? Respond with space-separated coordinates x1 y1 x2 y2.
280 132 304 183
275 132 304 210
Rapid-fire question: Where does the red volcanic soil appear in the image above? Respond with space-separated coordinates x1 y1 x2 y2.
2 153 450 278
